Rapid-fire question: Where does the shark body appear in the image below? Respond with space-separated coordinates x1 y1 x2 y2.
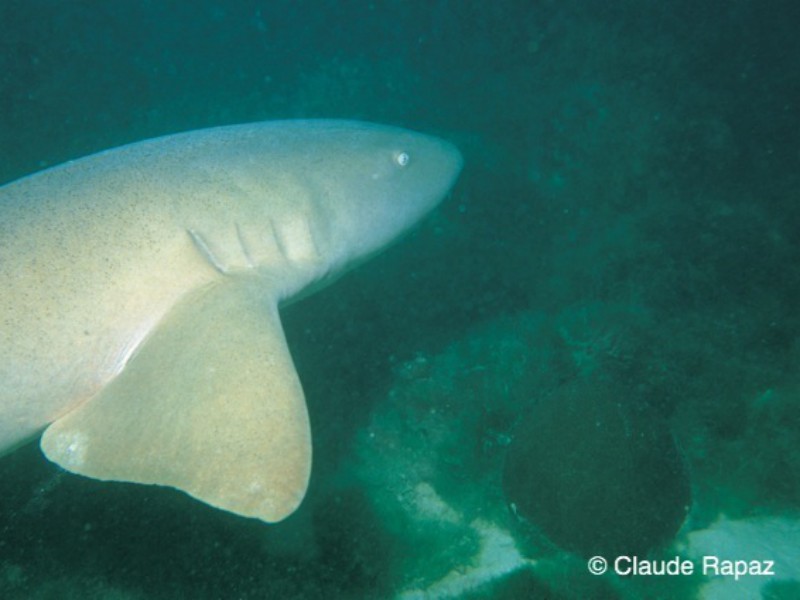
0 119 462 522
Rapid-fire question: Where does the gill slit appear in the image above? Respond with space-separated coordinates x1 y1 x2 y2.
235 222 256 269
187 228 228 275
269 217 290 262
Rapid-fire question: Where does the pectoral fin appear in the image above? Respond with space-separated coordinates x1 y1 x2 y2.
40 281 311 523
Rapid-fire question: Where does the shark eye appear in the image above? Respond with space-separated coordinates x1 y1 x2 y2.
394 151 410 167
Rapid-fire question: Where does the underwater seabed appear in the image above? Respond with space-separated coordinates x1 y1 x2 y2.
348 305 800 599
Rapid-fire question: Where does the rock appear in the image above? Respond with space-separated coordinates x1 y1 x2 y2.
503 381 690 557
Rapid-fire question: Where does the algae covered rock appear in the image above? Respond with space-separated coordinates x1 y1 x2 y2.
503 381 690 557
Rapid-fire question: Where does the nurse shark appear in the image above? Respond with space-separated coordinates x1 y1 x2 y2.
0 119 462 522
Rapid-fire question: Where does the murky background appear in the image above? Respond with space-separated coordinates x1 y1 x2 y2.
2 1 799 598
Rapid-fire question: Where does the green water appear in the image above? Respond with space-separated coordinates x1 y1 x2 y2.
1 1 799 598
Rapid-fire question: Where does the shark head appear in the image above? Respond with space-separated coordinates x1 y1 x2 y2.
171 119 463 298
198 119 464 299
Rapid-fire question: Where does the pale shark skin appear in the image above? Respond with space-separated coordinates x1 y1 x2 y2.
0 120 462 522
